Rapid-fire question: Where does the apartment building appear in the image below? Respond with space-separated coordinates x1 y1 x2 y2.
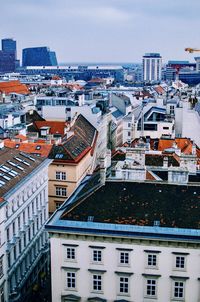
46 171 200 302
48 114 98 213
0 143 51 301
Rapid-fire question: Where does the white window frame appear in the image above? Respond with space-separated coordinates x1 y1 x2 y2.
145 278 157 298
56 171 66 181
56 187 67 197
66 271 76 290
175 256 185 270
66 247 76 261
172 280 185 300
147 253 157 268
119 251 130 266
119 276 129 295
92 250 102 263
92 274 102 292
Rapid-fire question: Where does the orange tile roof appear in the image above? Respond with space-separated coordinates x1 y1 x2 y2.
0 80 29 95
158 138 195 155
14 134 27 142
34 121 69 136
4 139 53 158
154 86 165 94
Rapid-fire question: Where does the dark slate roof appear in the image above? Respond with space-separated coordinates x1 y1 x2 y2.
63 136 90 160
0 147 47 197
61 178 200 229
49 114 97 163
26 110 45 125
73 114 96 146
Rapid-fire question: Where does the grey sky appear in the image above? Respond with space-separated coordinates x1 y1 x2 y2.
1 0 199 63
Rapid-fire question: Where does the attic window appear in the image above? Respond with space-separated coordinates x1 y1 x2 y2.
36 145 41 150
15 144 19 149
55 154 63 159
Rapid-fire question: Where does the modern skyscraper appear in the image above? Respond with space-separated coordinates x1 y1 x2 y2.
0 38 17 73
22 47 58 66
142 53 162 82
2 38 17 59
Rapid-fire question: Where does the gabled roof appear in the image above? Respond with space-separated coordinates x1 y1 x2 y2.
73 114 96 147
49 114 97 163
0 80 29 95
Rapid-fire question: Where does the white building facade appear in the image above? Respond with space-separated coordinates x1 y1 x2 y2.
0 147 51 301
47 221 200 302
143 53 162 82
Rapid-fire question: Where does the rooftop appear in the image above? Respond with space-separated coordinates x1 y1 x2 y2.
61 177 200 230
48 114 97 163
4 139 53 157
0 147 50 197
0 80 29 95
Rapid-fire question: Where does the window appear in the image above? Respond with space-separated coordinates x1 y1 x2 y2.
18 216 21 229
128 122 131 127
0 257 3 279
6 228 10 242
119 252 129 265
56 171 66 180
55 201 62 209
173 281 184 299
170 105 175 115
147 254 157 267
93 274 102 291
93 250 102 263
66 247 75 260
66 272 76 289
175 256 185 269
7 253 11 268
127 131 131 137
12 222 15 236
146 279 156 297
119 276 129 294
56 187 67 197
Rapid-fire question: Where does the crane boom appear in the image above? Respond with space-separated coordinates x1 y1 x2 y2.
185 48 200 53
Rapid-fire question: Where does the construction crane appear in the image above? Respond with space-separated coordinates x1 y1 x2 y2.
185 48 200 53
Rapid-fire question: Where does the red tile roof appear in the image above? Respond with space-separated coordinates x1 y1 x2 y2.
158 138 193 154
34 121 69 136
4 139 53 158
0 80 29 95
14 134 27 142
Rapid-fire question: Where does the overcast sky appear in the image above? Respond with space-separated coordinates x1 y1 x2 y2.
1 0 199 63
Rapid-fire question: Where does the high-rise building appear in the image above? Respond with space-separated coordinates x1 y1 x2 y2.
142 53 162 82
22 47 58 66
2 38 17 59
0 38 17 73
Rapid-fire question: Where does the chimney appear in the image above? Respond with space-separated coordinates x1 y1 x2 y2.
192 143 196 155
99 153 106 185
163 156 168 168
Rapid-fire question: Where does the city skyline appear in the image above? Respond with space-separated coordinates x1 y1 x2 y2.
1 0 200 63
